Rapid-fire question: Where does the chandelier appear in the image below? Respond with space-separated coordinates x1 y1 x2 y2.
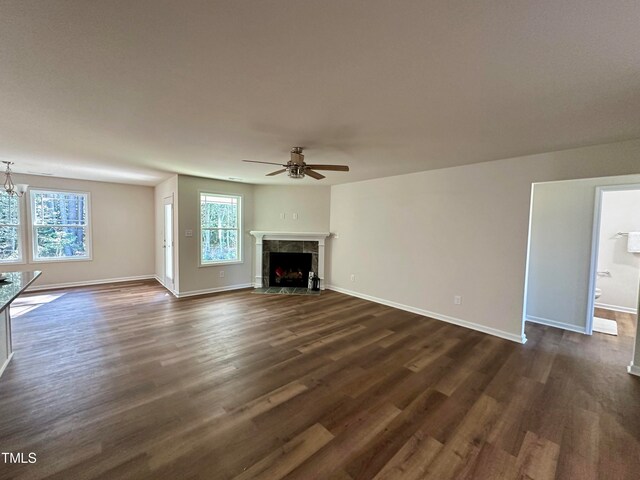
2 161 28 197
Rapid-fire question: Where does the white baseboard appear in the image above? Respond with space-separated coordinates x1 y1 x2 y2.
594 302 638 314
327 285 526 344
26 274 251 299
525 315 588 334
27 275 157 292
628 363 640 377
0 352 14 379
176 283 253 298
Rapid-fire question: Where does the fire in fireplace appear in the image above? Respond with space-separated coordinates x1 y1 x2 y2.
269 252 312 288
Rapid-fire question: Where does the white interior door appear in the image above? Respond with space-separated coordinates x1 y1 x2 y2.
163 197 174 288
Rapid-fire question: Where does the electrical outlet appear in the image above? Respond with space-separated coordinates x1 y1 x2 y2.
350 274 356 282
219 270 225 278
185 229 193 237
454 295 462 305
292 212 298 220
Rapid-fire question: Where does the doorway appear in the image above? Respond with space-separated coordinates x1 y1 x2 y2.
587 185 640 336
523 174 640 375
163 196 174 289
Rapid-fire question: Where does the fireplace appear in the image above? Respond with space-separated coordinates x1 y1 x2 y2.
269 252 312 288
249 231 330 289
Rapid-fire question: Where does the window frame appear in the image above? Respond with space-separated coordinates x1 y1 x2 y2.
0 191 25 265
28 188 93 263
198 191 243 267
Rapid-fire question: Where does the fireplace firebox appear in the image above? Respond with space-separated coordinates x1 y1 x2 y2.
269 252 312 288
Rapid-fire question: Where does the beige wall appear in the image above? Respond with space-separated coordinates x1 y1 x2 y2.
526 174 640 332
10 174 155 288
177 175 255 295
329 139 640 342
597 189 640 312
253 185 330 232
173 178 332 296
154 175 179 292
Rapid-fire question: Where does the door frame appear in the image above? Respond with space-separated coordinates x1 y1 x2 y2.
163 195 175 289
587 183 640 334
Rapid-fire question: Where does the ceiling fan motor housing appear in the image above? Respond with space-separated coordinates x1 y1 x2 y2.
290 147 304 165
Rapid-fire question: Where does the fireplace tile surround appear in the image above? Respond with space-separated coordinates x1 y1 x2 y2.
249 231 331 289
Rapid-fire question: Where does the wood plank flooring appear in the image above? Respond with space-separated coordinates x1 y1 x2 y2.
0 281 638 479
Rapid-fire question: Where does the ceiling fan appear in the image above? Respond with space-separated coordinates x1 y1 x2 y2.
243 147 349 180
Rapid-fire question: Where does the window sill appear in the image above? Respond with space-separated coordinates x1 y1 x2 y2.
0 259 26 266
199 260 243 268
30 256 92 264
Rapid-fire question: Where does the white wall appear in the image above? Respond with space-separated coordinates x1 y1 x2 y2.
596 189 640 313
10 174 155 288
154 175 179 292
526 175 640 331
253 185 330 233
329 139 640 342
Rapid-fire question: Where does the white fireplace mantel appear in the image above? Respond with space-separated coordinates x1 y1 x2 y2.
249 231 331 289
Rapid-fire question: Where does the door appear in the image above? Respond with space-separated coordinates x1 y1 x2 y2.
163 196 174 288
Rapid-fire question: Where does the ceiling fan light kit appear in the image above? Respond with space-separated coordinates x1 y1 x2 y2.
243 147 349 181
287 164 305 179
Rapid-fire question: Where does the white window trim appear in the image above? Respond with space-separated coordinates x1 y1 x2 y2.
28 188 93 263
0 192 26 265
198 191 243 267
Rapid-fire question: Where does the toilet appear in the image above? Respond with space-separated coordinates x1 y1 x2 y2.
595 287 602 300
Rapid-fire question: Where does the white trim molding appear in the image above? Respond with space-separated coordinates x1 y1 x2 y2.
26 275 156 292
0 352 14 380
249 231 331 290
155 275 179 297
628 363 640 377
175 283 253 298
525 315 588 334
328 284 526 344
594 302 638 315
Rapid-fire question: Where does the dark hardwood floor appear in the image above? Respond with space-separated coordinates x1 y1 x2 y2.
0 281 638 479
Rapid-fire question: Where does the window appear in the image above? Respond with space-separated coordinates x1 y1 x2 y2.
200 193 241 265
30 190 90 261
0 192 23 263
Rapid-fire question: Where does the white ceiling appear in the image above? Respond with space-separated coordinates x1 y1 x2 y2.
0 1 639 186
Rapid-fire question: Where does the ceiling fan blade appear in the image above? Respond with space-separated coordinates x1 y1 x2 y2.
243 160 286 166
266 169 287 176
305 169 325 180
304 164 350 171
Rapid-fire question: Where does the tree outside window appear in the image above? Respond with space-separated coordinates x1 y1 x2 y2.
200 193 241 264
0 192 22 262
31 190 90 261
